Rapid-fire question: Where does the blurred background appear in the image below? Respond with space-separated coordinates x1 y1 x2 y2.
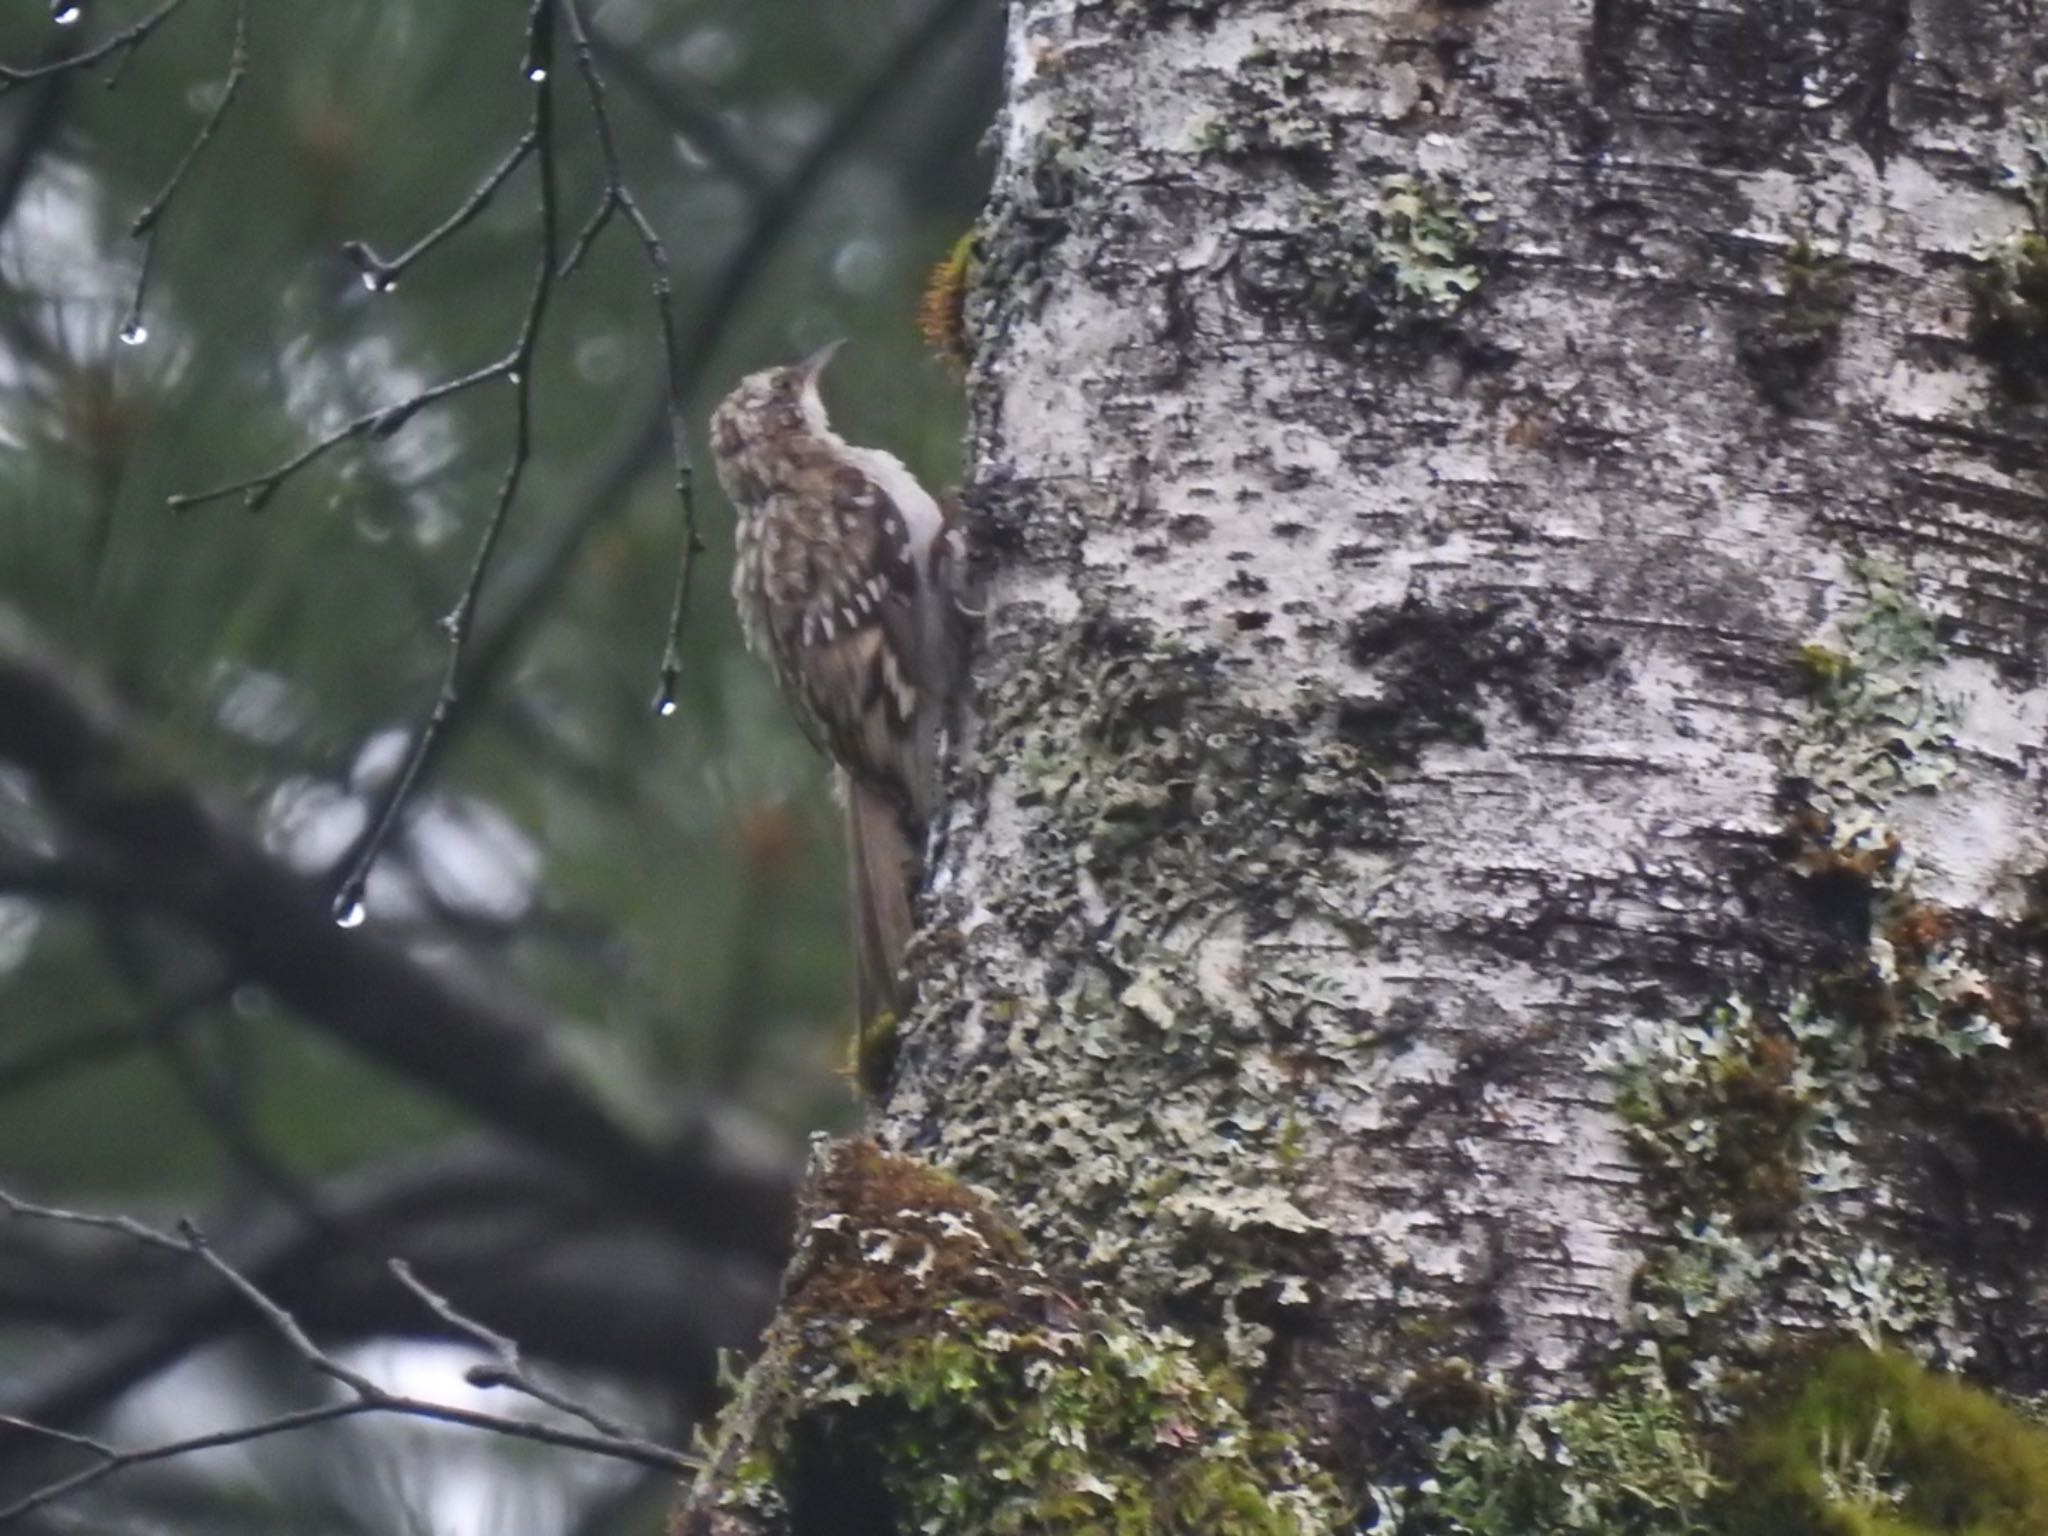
0 0 998 1529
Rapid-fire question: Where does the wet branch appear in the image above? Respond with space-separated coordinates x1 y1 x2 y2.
117 0 249 345
557 0 700 716
341 129 538 295
389 1259 641 1443
327 0 562 927
0 0 193 91
0 1191 696 1528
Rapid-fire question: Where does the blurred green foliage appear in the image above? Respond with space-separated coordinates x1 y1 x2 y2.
0 0 992 1216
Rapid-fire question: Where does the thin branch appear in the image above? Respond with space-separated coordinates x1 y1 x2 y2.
0 1418 114 1459
164 357 516 512
117 0 250 345
1 1401 369 1524
341 130 537 295
0 1135 772 1451
581 21 773 198
0 0 193 92
328 0 562 928
555 0 699 717
0 1191 696 1526
389 1259 639 1443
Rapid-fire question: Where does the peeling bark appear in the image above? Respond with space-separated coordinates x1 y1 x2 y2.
684 0 2048 1528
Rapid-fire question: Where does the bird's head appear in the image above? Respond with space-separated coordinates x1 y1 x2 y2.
718 339 843 437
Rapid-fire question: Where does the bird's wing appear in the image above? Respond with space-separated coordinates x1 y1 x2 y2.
765 461 928 823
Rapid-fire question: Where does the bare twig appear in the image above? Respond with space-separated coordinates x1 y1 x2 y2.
0 0 193 91
0 1191 696 1527
580 22 772 196
389 1259 639 1443
341 130 537 295
165 356 518 512
117 0 251 346
326 0 563 929
555 0 699 717
0 1418 114 1459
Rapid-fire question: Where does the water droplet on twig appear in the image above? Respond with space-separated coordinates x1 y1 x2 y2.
526 65 549 83
118 319 148 346
334 895 366 929
51 4 82 26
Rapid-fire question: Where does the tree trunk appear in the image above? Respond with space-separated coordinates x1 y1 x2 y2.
680 0 2048 1530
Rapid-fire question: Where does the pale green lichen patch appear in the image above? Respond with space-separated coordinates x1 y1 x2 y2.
1739 231 1853 406
684 1139 1345 1536
1366 175 1487 317
1195 44 1341 167
1785 560 1958 872
898 616 1394 1370
1590 566 2002 1387
1233 172 1489 347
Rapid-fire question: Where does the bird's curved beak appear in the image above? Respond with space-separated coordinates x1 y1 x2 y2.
799 338 845 379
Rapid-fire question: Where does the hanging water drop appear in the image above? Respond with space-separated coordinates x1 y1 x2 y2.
118 319 148 346
653 678 679 718
526 65 549 83
360 269 382 292
334 895 366 929
52 4 82 25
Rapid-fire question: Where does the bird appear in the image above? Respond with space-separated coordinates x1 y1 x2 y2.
709 341 966 1036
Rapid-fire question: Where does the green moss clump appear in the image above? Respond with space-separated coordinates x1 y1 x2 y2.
693 1140 1344 1536
1741 235 1853 406
1971 121 2048 394
1423 1360 1720 1536
1969 232 2048 391
1716 1347 2048 1535
1411 1349 2048 1536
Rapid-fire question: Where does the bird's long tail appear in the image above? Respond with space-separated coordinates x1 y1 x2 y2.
843 772 918 1031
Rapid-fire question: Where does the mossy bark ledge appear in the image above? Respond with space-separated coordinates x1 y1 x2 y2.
673 1139 1344 1535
